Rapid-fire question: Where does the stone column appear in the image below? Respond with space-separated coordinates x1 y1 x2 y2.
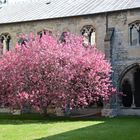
104 28 115 109
3 39 7 54
104 28 115 61
102 28 119 117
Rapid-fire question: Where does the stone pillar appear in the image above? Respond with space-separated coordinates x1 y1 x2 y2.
104 41 111 60
104 28 115 109
0 41 3 55
104 28 115 61
3 39 7 54
102 28 118 117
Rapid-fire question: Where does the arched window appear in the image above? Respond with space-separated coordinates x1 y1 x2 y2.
59 32 68 43
18 38 28 46
0 33 12 54
81 25 96 46
129 21 140 46
37 29 52 38
17 33 28 46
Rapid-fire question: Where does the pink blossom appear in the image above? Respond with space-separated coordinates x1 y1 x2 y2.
0 32 116 113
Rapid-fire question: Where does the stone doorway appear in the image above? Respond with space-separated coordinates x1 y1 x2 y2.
122 79 133 107
120 64 140 108
134 68 140 107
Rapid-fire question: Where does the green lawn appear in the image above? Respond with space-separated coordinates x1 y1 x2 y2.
0 115 139 140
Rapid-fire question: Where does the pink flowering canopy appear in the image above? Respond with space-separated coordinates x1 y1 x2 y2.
0 32 116 113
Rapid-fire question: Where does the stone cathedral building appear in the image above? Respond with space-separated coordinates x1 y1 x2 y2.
0 0 140 116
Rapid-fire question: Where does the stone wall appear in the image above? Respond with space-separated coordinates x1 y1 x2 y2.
0 14 106 52
108 9 140 88
0 8 140 112
0 10 139 78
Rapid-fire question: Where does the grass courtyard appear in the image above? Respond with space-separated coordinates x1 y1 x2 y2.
0 115 139 140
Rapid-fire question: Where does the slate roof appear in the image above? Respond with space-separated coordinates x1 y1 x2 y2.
0 0 140 24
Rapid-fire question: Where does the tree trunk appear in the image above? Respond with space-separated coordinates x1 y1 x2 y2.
43 107 48 116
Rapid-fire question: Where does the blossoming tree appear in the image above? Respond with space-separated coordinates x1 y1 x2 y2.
0 32 115 114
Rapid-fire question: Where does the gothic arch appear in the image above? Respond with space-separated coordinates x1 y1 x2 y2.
37 29 52 38
0 33 12 53
80 25 96 46
119 63 140 107
0 33 11 41
59 32 68 43
118 63 140 89
128 20 140 26
129 20 140 46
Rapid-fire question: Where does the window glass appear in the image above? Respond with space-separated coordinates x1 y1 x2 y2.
0 33 12 54
81 25 96 46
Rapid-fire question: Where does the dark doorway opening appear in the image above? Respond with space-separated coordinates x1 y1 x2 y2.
134 68 140 107
122 80 133 107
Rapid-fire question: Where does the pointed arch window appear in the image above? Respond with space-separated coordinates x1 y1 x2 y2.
129 21 140 46
81 25 96 46
17 33 28 46
0 33 12 54
59 32 68 43
18 38 28 46
37 29 52 38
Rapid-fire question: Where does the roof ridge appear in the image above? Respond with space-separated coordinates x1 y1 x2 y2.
0 0 139 24
9 0 49 5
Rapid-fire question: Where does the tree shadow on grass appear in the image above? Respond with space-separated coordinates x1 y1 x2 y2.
0 113 106 125
34 116 140 140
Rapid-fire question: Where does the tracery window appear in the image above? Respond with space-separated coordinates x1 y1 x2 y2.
37 29 52 38
81 25 96 46
17 33 28 46
18 38 28 46
129 21 140 46
59 32 68 43
0 33 12 54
